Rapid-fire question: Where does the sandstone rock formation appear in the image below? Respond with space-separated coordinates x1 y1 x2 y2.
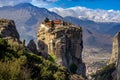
117 49 120 80
109 32 120 80
37 22 86 77
109 32 120 64
115 32 120 80
0 19 20 41
27 39 38 54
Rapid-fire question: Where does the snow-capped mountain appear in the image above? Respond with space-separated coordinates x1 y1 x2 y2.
49 7 120 22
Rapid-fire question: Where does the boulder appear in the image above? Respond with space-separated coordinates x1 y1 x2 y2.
27 39 38 54
0 19 20 41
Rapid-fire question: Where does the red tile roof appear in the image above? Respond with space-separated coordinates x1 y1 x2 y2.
53 19 62 24
45 19 62 25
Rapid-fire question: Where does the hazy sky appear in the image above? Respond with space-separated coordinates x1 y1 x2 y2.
0 0 120 10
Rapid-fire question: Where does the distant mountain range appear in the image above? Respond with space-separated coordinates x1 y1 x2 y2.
64 16 120 47
0 3 63 42
49 7 120 22
0 3 120 54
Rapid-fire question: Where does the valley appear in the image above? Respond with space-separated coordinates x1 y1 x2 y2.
0 2 120 80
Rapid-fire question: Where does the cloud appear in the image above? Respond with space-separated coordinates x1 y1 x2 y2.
30 0 59 8
67 0 79 1
0 0 59 7
67 0 102 1
49 7 120 22
0 0 32 6
31 0 48 7
45 0 59 2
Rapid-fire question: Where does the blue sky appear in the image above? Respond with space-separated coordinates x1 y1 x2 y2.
43 0 120 10
0 0 120 10
51 0 120 10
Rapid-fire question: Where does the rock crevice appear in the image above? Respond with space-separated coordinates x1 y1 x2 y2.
37 22 86 77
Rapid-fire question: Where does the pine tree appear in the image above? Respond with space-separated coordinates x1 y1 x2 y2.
44 17 49 23
51 20 54 28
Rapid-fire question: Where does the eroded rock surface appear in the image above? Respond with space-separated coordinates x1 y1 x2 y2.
27 39 38 54
109 32 120 64
37 22 86 77
0 19 20 41
109 32 120 80
117 52 120 80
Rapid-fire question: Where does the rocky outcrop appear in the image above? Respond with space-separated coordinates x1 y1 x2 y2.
109 32 120 64
109 32 120 80
27 39 38 54
116 32 120 80
0 19 20 41
37 23 86 77
117 50 120 80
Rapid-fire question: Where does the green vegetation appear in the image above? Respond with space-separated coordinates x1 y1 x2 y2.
48 52 57 63
51 20 55 28
69 63 78 74
91 63 116 80
0 37 70 80
44 17 49 23
0 37 30 80
0 37 17 60
0 19 10 26
0 58 31 80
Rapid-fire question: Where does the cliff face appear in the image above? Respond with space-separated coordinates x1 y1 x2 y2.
117 46 120 80
27 39 38 54
37 23 85 76
0 19 20 41
109 32 120 64
115 32 120 80
109 32 120 80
